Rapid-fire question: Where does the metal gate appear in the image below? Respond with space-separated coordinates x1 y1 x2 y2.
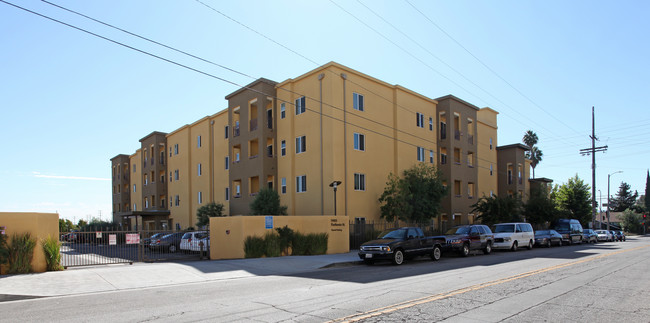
60 229 210 268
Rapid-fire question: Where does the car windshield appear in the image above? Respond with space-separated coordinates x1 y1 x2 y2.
378 229 407 239
494 224 515 233
554 223 570 231
535 230 550 235
182 233 192 239
446 226 470 235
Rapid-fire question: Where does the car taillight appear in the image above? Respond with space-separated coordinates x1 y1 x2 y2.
188 238 192 243
156 239 160 243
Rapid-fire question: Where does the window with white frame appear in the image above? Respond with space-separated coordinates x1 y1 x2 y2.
354 173 366 191
417 147 425 162
296 136 306 154
281 140 286 156
281 103 286 119
295 96 306 115
296 175 307 193
429 117 433 131
169 171 172 182
353 92 364 111
416 112 424 128
174 169 179 181
281 177 287 194
133 184 136 193
174 144 179 155
353 133 365 151
174 195 180 206
429 150 434 164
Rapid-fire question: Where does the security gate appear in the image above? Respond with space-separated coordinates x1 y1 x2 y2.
60 230 209 268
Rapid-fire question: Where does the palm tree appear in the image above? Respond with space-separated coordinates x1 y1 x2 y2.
523 130 542 178
529 146 543 178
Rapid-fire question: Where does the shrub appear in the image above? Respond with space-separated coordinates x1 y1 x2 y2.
263 232 282 258
42 236 63 271
0 233 8 274
291 232 328 255
275 226 294 255
8 233 36 274
244 236 265 258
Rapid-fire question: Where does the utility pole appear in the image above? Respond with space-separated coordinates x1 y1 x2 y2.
580 107 607 229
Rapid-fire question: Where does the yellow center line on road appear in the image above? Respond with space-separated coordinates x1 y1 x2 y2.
328 244 650 323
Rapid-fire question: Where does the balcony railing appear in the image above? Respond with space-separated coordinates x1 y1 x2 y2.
234 126 240 137
250 118 258 131
440 130 446 140
454 130 461 140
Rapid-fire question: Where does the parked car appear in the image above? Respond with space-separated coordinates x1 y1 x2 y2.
180 231 209 253
582 229 598 244
189 232 210 252
492 222 534 251
142 232 168 248
534 230 563 247
443 225 494 257
359 227 446 265
149 232 184 253
552 219 584 245
595 230 610 242
615 231 626 241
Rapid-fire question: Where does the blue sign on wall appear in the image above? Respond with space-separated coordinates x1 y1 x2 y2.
265 216 273 229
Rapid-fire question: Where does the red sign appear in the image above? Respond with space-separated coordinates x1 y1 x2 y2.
126 233 140 244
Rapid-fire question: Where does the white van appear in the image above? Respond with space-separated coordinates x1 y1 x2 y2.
492 223 534 251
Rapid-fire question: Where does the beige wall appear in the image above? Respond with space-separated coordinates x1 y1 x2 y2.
477 108 498 199
210 215 349 259
167 125 192 228
130 149 142 212
211 110 230 213
0 212 59 273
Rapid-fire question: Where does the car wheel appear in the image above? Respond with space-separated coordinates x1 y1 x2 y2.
431 245 442 261
527 240 533 250
546 239 552 248
169 245 177 253
483 242 492 255
460 243 470 257
363 259 374 265
392 249 404 265
511 241 518 252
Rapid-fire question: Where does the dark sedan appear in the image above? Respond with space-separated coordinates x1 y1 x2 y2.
582 229 598 244
149 232 184 253
534 230 563 247
143 232 168 248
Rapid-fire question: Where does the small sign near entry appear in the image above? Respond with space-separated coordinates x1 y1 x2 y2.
265 216 273 229
126 233 140 244
96 232 102 239
109 234 117 245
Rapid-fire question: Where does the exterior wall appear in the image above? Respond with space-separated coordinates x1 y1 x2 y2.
209 215 349 259
139 132 168 214
167 126 192 229
210 110 230 213
276 62 438 222
0 212 59 273
129 149 142 213
226 79 278 215
496 144 530 200
435 96 479 227
477 108 498 199
110 154 130 223
188 117 211 226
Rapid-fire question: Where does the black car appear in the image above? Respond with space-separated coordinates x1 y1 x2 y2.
582 229 598 244
149 232 184 253
359 227 446 265
143 232 168 248
615 231 626 241
443 225 494 257
552 219 583 245
534 230 563 247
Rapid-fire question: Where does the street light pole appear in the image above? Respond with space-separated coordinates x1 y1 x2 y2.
329 181 342 216
607 171 623 232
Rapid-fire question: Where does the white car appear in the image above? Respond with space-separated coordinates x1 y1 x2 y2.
492 223 535 251
594 230 610 242
180 231 209 252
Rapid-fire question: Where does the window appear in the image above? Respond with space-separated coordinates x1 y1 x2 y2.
174 144 179 155
144 174 148 186
175 195 180 206
353 92 364 111
468 182 475 198
295 96 306 115
169 147 172 157
225 126 229 139
133 203 136 211
296 175 307 193
281 140 286 156
353 133 365 151
296 136 306 154
454 148 461 164
198 163 202 176
198 191 203 204
281 177 287 194
281 103 286 119
354 173 366 191
133 164 136 173
440 148 447 165
225 157 229 170
454 180 462 196
174 169 179 181
429 150 434 164
133 184 136 193
225 187 230 201
490 164 493 176
169 171 172 182
416 112 424 128
197 135 202 148
467 152 474 167
417 147 425 162
429 117 433 131
489 137 493 150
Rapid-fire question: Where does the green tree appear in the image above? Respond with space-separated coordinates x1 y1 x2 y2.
58 219 76 232
555 175 592 226
621 209 642 233
0 233 8 275
472 194 522 226
524 185 558 226
77 219 88 228
523 130 543 178
250 188 288 215
610 182 638 212
378 163 447 222
196 202 226 228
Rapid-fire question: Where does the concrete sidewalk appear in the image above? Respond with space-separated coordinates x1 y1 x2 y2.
0 251 362 299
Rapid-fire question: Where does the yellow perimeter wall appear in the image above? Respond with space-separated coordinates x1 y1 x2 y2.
210 215 349 259
0 212 59 273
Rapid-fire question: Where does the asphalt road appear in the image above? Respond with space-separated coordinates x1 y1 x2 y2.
5 237 650 322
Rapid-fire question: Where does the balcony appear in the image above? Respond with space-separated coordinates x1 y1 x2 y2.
454 130 461 140
440 130 446 140
267 116 273 129
250 118 258 132
160 156 164 165
234 125 240 137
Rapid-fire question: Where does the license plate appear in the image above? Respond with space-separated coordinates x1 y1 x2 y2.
365 253 373 258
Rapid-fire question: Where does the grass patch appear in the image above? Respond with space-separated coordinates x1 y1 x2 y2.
8 233 36 274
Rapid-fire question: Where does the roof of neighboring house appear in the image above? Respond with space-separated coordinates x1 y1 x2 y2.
496 143 530 151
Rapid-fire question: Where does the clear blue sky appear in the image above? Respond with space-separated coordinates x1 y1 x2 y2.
1 0 648 223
